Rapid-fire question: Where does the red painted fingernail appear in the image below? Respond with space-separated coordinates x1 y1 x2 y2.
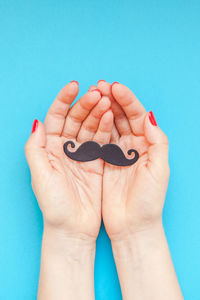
31 119 38 133
111 81 119 88
92 89 102 97
71 80 79 85
149 111 157 126
97 79 105 84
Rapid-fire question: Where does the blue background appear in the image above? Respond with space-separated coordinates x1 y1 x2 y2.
0 0 200 299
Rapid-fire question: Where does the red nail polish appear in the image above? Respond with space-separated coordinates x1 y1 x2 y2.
97 79 105 84
71 80 79 85
111 81 119 88
149 111 157 126
31 119 38 133
92 89 102 97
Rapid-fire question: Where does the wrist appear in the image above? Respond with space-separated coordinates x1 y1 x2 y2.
111 221 165 262
42 225 96 261
38 225 96 300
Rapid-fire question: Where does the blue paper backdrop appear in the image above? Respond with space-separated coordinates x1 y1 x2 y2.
0 0 200 299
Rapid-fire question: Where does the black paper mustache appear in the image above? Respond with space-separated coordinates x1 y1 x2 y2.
63 141 139 166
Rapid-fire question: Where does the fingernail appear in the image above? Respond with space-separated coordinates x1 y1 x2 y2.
31 119 38 133
92 89 102 97
97 79 105 84
149 111 157 126
71 80 79 85
111 81 119 88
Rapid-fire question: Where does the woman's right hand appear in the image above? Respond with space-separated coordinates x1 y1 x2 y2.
25 82 114 300
25 81 113 242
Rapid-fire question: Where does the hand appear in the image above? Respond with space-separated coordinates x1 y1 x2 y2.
25 81 114 300
96 80 170 240
95 81 183 300
25 81 113 242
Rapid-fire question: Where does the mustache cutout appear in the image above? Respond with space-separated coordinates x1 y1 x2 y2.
63 141 139 166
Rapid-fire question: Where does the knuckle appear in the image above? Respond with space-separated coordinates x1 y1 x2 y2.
166 164 170 176
162 133 169 145
85 123 96 131
24 141 31 154
163 163 170 175
24 140 34 156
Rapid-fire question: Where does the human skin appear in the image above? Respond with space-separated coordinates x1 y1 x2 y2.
94 80 184 300
25 81 113 300
25 79 183 300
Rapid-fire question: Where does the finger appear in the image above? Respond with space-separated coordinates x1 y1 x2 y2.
44 81 79 136
97 81 120 141
144 111 169 181
77 96 111 142
88 85 97 91
110 125 120 143
97 81 132 136
25 120 52 180
62 89 102 139
93 109 114 144
111 82 146 135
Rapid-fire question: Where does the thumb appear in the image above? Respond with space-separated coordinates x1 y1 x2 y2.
144 111 170 181
25 120 52 180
